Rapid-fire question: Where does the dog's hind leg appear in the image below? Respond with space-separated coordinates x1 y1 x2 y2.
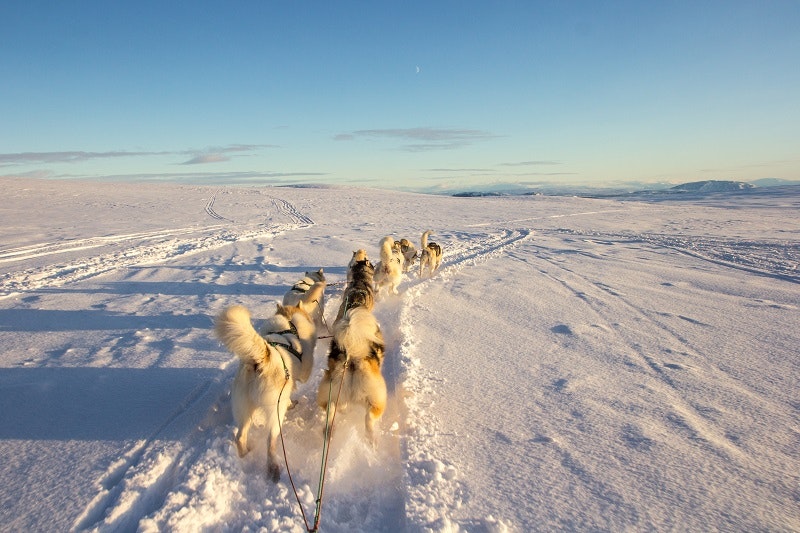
266 423 281 482
235 416 252 457
365 402 385 446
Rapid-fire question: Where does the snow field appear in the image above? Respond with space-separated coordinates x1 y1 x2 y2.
0 178 798 531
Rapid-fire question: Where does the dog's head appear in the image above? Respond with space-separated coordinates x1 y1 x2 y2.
305 268 325 283
352 258 375 276
351 249 368 263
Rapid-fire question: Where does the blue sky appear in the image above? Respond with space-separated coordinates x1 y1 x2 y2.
2 1 798 192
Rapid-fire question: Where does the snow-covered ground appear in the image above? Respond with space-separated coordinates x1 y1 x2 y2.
1 177 798 532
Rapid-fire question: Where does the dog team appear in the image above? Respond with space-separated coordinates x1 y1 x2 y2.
213 230 443 481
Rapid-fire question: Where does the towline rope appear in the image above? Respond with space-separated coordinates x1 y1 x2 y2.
276 355 349 532
273 278 351 530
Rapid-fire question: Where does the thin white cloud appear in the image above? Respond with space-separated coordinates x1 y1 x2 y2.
424 168 495 172
499 160 563 167
0 150 170 165
181 154 230 165
0 144 278 167
334 127 498 151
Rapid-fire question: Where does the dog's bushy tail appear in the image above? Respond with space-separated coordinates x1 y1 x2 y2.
215 305 268 366
379 235 394 265
334 307 384 360
421 229 433 250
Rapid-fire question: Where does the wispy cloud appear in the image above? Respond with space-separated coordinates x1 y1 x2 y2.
424 168 495 173
499 160 563 167
0 144 277 167
181 154 231 165
179 144 277 165
516 172 577 176
0 150 170 165
334 127 498 152
1 169 327 186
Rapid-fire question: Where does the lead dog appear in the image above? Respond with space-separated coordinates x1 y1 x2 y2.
374 236 403 298
419 230 443 277
282 269 326 329
316 306 386 445
214 302 317 481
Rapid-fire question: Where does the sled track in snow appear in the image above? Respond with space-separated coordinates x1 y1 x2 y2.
0 226 226 266
431 227 534 277
0 194 316 298
0 227 247 298
557 229 799 284
385 227 534 530
204 190 233 222
271 197 314 226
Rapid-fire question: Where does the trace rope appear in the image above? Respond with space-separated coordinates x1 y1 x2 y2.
276 347 349 532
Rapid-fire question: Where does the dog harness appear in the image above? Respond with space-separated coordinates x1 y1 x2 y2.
289 278 313 294
265 320 304 363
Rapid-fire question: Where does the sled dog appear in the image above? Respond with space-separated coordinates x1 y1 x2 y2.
336 254 376 321
347 249 369 280
214 302 317 481
317 306 387 444
282 269 326 329
419 230 443 277
398 238 418 272
374 236 403 298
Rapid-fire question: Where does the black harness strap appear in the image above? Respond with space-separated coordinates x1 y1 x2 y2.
265 321 304 363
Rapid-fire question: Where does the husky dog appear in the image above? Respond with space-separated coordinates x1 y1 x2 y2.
347 249 369 280
336 255 376 321
214 302 317 481
374 236 403 298
398 238 418 272
419 230 443 277
282 269 326 329
317 306 386 444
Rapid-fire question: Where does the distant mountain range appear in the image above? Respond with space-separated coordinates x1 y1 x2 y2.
449 179 800 198
668 180 754 193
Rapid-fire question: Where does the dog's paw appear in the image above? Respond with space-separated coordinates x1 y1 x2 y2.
235 440 249 458
267 462 281 483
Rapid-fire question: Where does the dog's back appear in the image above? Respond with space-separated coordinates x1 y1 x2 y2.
336 259 375 321
318 306 386 442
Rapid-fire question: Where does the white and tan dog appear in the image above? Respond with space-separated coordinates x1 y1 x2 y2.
419 230 443 277
282 269 326 329
214 302 317 481
317 306 386 445
373 236 403 298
